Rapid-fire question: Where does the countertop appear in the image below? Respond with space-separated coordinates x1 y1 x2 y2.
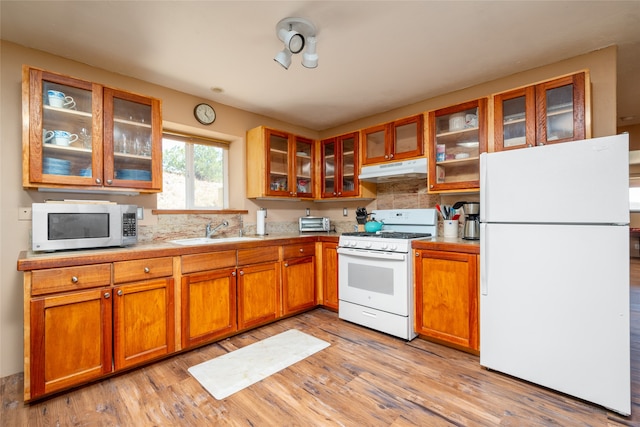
18 232 480 271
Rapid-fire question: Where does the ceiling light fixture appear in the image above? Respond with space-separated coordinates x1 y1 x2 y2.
274 17 317 70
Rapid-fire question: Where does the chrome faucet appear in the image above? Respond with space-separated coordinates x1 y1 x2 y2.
205 220 229 238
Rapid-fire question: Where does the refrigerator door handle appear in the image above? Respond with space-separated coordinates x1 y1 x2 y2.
480 222 488 295
480 153 487 221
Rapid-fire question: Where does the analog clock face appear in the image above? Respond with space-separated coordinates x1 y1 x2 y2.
194 103 216 125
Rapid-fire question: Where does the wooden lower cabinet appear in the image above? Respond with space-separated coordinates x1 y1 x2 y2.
181 268 237 349
237 261 281 330
113 278 175 370
321 242 339 310
282 256 316 315
414 249 479 352
29 287 113 398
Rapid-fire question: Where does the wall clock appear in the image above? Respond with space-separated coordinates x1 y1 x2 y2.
194 103 216 125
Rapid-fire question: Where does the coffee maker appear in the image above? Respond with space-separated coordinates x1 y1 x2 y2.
462 202 480 240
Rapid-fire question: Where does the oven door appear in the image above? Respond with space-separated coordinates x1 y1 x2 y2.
337 247 409 315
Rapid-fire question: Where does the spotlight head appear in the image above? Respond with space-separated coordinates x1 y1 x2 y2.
302 36 318 68
279 29 305 54
274 49 292 69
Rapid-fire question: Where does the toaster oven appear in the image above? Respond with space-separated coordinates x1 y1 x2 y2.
299 217 330 232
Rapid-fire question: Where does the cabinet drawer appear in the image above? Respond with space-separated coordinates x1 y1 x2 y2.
181 250 237 274
31 264 112 296
113 257 173 283
237 246 279 266
282 243 316 259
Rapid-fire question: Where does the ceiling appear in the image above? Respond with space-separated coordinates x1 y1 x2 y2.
2 1 640 131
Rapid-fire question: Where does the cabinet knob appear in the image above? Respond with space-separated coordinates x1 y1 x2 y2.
106 179 113 185
144 267 150 273
415 252 420 257
232 271 236 277
71 276 78 283
239 270 244 276
338 192 342 196
104 292 111 299
389 153 394 159
299 248 304 252
284 263 289 267
117 289 123 296
527 143 533 148
95 178 102 185
384 155 389 159
333 192 337 196
429 184 434 189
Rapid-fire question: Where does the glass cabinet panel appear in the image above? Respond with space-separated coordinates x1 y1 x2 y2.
363 125 386 163
294 137 313 196
40 77 96 181
502 96 527 148
112 98 153 182
545 84 574 141
268 132 290 193
341 136 356 195
322 140 336 196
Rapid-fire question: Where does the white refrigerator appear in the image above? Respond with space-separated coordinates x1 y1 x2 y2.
479 134 631 416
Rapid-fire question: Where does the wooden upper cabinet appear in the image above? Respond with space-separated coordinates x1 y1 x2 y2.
22 65 162 193
362 114 424 165
246 126 314 199
427 99 487 193
494 71 589 151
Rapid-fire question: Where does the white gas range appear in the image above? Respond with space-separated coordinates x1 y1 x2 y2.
337 208 437 340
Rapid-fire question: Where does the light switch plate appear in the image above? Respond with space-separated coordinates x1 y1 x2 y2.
343 208 348 217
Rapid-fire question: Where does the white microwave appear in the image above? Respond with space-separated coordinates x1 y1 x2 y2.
32 202 138 252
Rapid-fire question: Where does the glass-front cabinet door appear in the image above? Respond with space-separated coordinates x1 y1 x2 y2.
103 88 162 190
362 115 423 165
494 87 535 151
321 131 359 198
26 68 102 187
266 129 291 196
362 124 387 165
427 99 487 193
536 72 586 145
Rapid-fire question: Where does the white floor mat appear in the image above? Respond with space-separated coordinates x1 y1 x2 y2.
188 329 330 400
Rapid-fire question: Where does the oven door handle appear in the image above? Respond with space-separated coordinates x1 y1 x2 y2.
337 247 406 261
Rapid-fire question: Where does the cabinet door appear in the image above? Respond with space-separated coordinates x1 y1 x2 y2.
266 129 292 196
30 288 112 398
282 256 316 315
392 114 424 161
181 268 237 349
362 123 389 165
536 72 586 145
113 278 175 370
24 66 103 188
414 250 479 351
321 242 339 310
321 137 338 197
103 88 162 191
321 132 360 198
494 86 536 151
237 262 281 330
428 99 487 193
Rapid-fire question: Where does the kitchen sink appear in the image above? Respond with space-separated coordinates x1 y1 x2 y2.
169 236 262 246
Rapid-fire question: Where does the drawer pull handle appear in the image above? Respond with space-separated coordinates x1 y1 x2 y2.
104 292 111 299
144 267 150 273
117 289 123 296
71 276 78 283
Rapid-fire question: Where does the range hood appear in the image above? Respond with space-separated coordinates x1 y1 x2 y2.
359 157 427 182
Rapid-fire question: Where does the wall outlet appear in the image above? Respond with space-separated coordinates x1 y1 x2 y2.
343 208 348 216
19 207 32 221
305 208 310 216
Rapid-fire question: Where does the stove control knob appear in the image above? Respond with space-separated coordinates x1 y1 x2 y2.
380 243 388 250
389 244 398 251
364 242 372 249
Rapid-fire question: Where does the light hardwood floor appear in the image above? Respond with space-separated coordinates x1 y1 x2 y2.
3 262 640 426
